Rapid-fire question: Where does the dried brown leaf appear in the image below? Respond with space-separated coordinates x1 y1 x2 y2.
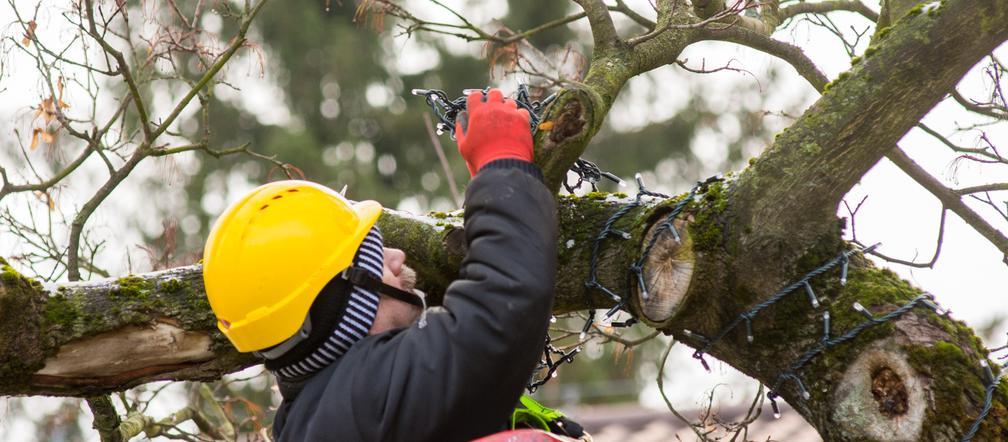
30 128 41 150
22 21 37 47
484 41 518 79
33 191 55 210
353 0 387 32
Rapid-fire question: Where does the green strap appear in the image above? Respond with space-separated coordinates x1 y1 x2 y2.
511 395 565 431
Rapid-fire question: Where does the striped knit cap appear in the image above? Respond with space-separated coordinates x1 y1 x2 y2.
274 225 384 379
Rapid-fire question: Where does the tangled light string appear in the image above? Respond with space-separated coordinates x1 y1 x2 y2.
526 173 722 392
411 88 1005 434
685 244 883 372
527 330 580 393
766 294 942 416
582 173 723 338
411 85 621 192
681 245 1004 439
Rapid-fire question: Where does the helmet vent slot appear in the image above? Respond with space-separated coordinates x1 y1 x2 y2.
260 204 269 210
287 189 299 192
272 195 283 200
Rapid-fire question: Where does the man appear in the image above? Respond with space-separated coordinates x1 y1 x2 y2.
203 88 559 441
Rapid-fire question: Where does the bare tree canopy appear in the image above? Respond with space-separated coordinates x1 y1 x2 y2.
1 0 1007 440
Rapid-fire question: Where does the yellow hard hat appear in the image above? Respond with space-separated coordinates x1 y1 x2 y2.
202 180 382 353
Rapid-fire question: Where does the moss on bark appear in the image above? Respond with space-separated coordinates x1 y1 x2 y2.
0 260 50 393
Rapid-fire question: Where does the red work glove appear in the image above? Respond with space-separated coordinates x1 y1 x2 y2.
455 88 533 176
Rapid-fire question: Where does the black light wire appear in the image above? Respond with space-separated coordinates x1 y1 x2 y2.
581 174 724 337
411 84 621 192
411 88 1005 433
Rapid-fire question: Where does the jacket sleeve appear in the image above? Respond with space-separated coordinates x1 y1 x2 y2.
343 159 558 441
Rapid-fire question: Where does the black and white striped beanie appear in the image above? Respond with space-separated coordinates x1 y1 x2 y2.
274 225 384 379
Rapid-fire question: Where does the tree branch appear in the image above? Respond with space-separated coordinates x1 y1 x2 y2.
730 0 1008 271
149 0 266 141
884 147 1008 264
951 88 1008 120
957 183 1008 195
779 0 879 22
613 0 657 29
83 0 154 144
692 0 782 35
86 395 124 442
693 26 829 91
573 0 623 54
0 196 690 395
65 0 269 281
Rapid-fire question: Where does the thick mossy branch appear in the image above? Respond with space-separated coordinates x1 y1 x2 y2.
4 195 1006 438
670 233 1007 440
730 0 1008 269
0 258 48 394
1 259 256 396
375 208 466 303
0 197 692 396
534 88 603 193
531 3 698 194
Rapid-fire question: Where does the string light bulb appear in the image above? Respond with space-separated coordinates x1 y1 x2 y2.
804 281 820 308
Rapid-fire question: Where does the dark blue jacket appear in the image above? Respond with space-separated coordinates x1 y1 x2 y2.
272 160 558 441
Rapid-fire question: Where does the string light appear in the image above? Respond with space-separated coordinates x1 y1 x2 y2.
525 173 722 391
961 358 1007 442
411 84 621 191
768 294 941 409
687 243 882 372
679 242 1001 438
582 173 723 338
566 159 623 193
409 87 1008 427
527 333 581 393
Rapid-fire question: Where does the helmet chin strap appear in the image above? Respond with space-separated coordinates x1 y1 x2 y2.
341 267 426 308
258 267 429 361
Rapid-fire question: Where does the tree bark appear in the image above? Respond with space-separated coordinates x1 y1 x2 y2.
0 197 684 396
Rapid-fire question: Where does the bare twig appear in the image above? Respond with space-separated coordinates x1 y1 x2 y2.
656 339 710 441
957 183 1008 195
862 209 947 269
693 26 829 91
799 13 869 58
422 113 462 207
83 0 154 143
885 147 1008 265
779 0 879 22
952 89 1008 120
917 123 1008 164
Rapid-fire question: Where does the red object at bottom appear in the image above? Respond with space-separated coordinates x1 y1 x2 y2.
470 429 567 442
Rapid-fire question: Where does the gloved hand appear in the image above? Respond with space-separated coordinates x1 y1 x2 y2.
455 88 534 176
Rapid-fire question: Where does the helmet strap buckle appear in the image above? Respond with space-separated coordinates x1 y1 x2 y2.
254 315 313 360
341 268 426 309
